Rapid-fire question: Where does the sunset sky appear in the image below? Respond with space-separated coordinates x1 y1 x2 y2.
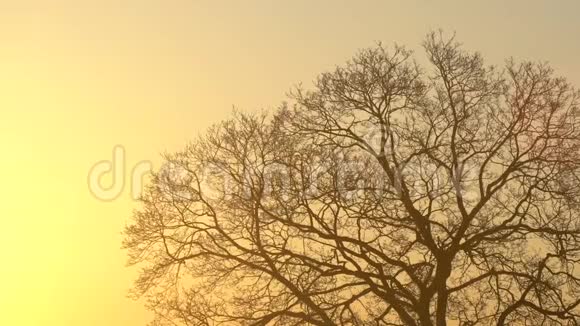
0 1 579 325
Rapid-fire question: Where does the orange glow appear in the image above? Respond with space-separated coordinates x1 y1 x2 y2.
0 1 578 325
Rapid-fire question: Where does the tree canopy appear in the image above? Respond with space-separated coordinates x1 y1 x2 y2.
124 32 580 325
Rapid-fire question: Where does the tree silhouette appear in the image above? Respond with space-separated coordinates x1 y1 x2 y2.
124 32 580 325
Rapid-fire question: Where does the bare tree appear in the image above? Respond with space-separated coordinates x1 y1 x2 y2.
124 32 580 325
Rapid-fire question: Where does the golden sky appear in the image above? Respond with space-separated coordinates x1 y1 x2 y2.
0 1 579 325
